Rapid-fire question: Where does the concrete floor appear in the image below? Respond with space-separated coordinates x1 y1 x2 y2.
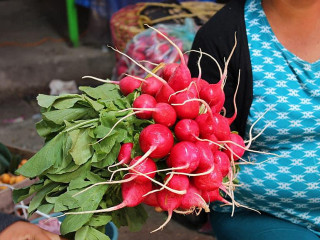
0 0 216 239
0 0 115 103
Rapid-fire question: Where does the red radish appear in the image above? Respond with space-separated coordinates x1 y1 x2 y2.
152 103 177 127
187 81 201 97
141 76 164 96
169 141 200 173
110 124 174 180
195 113 215 138
139 124 174 159
167 64 192 91
180 183 209 212
162 63 179 81
211 113 231 141
118 76 142 96
117 142 133 165
213 151 230 177
120 102 176 127
146 24 192 92
82 75 142 96
66 177 152 215
170 90 200 119
204 134 220 153
109 41 186 107
115 176 152 208
192 77 209 93
153 175 189 232
223 133 245 161
174 119 199 142
200 83 225 113
143 187 159 207
195 141 215 171
201 188 228 204
168 81 199 99
107 142 134 171
211 94 225 114
192 166 222 191
196 113 231 141
164 174 190 193
155 84 175 103
132 94 157 119
129 156 157 183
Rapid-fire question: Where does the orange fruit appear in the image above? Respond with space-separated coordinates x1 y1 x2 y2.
15 175 25 183
20 159 28 165
9 176 16 185
1 173 11 184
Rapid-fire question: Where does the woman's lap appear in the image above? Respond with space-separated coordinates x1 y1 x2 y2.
210 210 319 240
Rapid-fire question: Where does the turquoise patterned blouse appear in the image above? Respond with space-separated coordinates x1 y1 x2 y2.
231 0 320 235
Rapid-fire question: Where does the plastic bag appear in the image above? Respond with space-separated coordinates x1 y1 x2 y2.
113 18 198 80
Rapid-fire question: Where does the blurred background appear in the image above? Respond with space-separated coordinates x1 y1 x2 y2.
0 0 229 149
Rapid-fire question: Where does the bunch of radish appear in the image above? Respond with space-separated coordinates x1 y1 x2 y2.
72 27 249 232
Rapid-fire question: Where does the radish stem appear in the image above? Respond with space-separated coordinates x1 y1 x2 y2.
108 45 167 85
63 119 99 133
227 70 240 125
174 209 195 214
109 146 156 181
124 73 147 82
129 168 187 195
72 175 135 197
194 136 224 149
186 50 222 79
150 211 173 233
92 111 142 145
166 165 215 177
143 173 175 197
221 33 237 88
194 193 210 212
82 76 119 84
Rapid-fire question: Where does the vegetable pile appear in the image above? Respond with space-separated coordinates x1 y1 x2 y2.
14 27 247 239
0 143 27 190
114 19 197 79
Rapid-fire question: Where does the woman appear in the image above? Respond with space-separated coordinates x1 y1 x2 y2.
188 0 320 239
0 212 65 240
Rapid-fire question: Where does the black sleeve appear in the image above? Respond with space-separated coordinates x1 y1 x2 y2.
188 0 253 137
0 212 27 233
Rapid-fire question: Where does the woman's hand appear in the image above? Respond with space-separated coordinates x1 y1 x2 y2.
0 221 67 240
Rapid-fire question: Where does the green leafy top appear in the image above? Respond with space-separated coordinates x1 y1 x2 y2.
14 84 151 239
